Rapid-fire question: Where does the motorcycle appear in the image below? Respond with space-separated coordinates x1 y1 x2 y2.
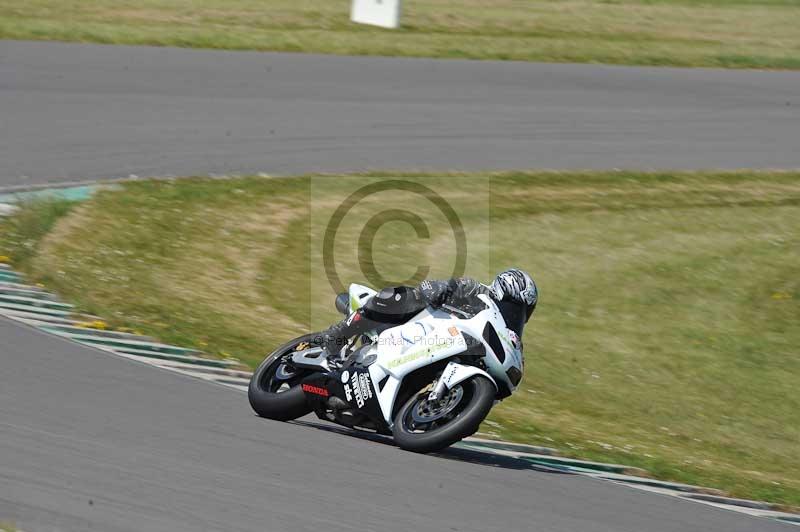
248 283 524 453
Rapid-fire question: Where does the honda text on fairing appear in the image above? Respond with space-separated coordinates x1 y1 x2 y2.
248 283 527 453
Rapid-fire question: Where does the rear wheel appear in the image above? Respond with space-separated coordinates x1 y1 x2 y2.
248 333 320 421
392 375 495 453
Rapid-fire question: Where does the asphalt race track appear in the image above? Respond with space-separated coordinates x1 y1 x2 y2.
1 317 793 532
1 40 799 531
1 40 800 189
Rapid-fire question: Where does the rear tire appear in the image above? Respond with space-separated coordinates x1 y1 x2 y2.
392 375 495 453
248 333 319 421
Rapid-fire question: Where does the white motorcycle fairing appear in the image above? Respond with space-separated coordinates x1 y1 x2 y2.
296 285 523 432
355 293 521 428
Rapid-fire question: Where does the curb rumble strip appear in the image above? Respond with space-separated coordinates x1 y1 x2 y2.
0 263 250 390
1 262 798 528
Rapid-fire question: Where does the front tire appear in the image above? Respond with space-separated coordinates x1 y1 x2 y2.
392 375 495 453
248 333 320 421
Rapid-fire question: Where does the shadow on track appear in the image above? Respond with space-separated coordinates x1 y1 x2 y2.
286 418 572 474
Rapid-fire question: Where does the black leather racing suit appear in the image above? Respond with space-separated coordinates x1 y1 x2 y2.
322 278 496 358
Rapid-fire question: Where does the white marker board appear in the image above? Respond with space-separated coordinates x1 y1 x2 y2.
351 0 401 29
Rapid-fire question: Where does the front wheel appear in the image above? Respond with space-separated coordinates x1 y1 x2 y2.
392 375 495 453
248 333 320 421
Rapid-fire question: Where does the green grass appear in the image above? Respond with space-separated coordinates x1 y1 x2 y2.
0 199 77 267
1 0 800 68
2 171 799 506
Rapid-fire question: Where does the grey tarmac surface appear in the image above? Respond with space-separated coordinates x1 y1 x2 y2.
1 39 798 532
1 316 794 532
2 40 800 189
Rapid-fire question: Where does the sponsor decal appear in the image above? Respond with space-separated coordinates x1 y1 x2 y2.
498 328 524 367
343 383 353 401
359 374 373 400
341 370 350 383
301 384 329 397
496 328 514 353
508 330 521 350
295 342 309 351
349 372 373 408
387 350 427 369
351 374 363 407
442 364 459 387
387 339 455 368
448 326 459 337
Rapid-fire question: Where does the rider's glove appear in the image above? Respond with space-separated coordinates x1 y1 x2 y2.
419 280 449 308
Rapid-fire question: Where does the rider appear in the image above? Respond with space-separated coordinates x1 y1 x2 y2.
321 269 538 360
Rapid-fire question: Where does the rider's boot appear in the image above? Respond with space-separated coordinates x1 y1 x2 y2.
321 308 376 362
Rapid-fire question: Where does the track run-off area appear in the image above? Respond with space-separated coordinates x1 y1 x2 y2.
1 40 800 189
1 40 799 531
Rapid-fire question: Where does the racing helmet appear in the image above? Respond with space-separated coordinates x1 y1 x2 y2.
490 269 538 334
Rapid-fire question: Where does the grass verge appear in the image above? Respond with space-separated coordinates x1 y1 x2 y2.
1 0 799 69
2 171 799 505
0 199 77 267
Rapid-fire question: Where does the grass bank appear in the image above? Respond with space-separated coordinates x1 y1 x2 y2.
0 199 77 266
1 0 799 69
2 171 799 505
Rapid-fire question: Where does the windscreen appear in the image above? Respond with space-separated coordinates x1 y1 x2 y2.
496 299 526 336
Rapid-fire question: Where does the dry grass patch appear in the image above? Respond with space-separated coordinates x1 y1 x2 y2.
2 170 799 505
1 0 798 68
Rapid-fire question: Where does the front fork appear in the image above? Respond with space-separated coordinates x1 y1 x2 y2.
428 361 496 401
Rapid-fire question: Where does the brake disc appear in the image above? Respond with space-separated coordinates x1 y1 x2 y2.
411 385 464 423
